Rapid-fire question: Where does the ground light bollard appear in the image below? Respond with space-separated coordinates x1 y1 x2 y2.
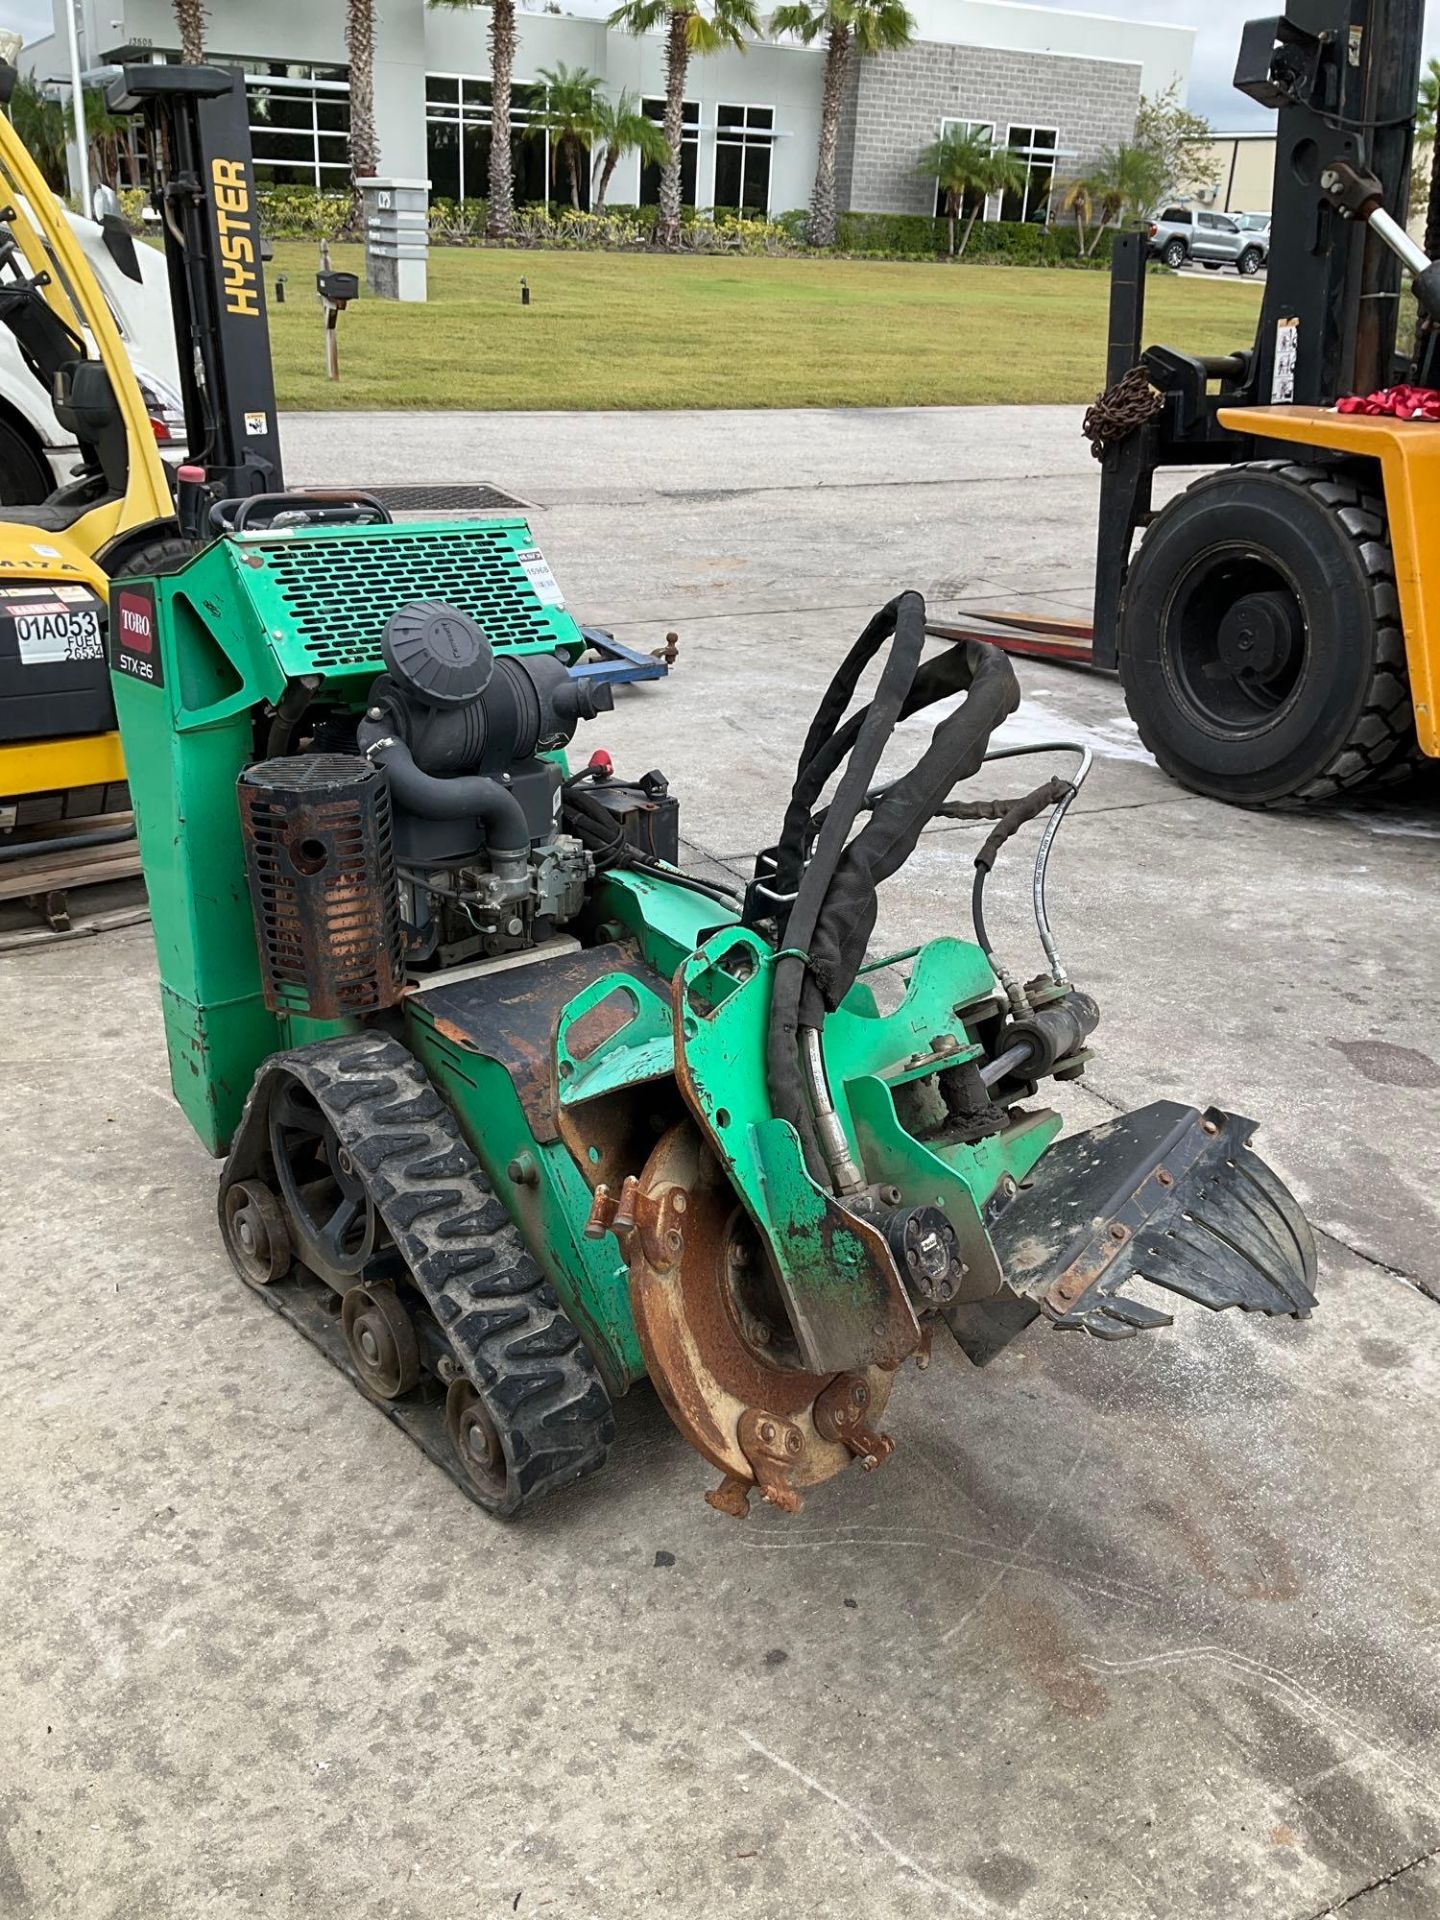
316 238 359 382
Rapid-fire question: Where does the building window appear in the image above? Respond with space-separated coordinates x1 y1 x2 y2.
640 98 698 208
933 119 994 222
424 74 562 208
243 62 351 190
714 104 774 213
1001 126 1057 224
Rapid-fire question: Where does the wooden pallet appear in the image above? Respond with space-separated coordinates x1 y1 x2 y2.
0 817 143 932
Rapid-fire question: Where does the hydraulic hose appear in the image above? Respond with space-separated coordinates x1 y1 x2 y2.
762 596 1021 1193
364 736 528 864
767 592 930 1187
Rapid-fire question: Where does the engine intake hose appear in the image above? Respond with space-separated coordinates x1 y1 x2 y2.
360 735 529 870
758 592 1021 1190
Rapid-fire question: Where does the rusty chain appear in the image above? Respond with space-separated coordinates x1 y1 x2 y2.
1081 364 1164 462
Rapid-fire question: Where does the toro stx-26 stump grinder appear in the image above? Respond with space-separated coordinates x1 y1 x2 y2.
110 64 1316 1519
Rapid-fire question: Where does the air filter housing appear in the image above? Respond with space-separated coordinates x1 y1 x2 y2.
237 753 405 1018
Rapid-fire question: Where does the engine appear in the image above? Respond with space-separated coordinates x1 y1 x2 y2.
353 601 613 966
236 600 684 1017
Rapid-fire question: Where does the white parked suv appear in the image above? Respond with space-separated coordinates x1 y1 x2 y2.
0 204 184 505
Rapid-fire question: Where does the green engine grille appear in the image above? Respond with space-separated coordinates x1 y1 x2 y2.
238 518 579 675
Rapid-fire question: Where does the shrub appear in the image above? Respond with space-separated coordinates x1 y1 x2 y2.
836 209 947 256
117 183 355 240
834 210 1116 265
122 175 1115 267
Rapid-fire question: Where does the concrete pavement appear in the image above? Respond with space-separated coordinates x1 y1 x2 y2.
1 405 1437 1920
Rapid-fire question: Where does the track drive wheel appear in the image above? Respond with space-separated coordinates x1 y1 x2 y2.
1118 462 1416 804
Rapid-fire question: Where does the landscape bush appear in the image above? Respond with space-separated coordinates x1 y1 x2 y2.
120 180 1118 269
836 209 1114 266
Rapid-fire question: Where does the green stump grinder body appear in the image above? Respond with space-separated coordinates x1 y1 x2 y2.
111 507 1316 1519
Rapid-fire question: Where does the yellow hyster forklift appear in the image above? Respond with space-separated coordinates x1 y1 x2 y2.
0 54 182 840
1087 0 1440 804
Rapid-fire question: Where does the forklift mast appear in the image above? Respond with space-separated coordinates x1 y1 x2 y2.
1242 0 1421 406
1092 0 1424 666
106 61 285 507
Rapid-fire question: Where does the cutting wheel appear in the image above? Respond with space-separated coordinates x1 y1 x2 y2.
626 1121 894 1504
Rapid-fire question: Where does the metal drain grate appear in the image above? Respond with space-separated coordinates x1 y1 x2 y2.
344 483 532 513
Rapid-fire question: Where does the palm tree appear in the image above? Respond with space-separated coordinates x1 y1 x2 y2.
915 126 1024 258
346 0 379 221
531 64 601 210
1082 142 1165 253
768 0 913 248
7 77 67 192
430 0 519 239
172 0 206 62
66 88 133 193
608 0 760 247
1057 173 1097 256
591 88 670 211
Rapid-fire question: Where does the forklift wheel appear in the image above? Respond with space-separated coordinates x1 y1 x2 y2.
1118 462 1415 804
108 532 196 581
0 417 55 506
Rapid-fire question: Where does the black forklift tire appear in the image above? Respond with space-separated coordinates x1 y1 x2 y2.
0 416 55 505
1163 239 1187 268
107 532 195 581
1238 247 1264 276
1118 462 1415 805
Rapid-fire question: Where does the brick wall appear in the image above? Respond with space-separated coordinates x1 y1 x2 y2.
839 40 1141 216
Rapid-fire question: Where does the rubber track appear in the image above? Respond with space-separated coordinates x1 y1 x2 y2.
1126 461 1417 804
228 1031 615 1516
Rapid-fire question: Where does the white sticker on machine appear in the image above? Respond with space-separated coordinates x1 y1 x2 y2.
516 546 565 607
2 584 105 665
1271 317 1299 402
244 410 269 436
14 606 104 664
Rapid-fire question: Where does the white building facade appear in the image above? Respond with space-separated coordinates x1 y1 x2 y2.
26 0 1191 221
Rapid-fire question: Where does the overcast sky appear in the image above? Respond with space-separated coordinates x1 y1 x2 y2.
11 0 1436 134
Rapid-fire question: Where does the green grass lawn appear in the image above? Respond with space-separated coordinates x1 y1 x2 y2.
268 243 1263 412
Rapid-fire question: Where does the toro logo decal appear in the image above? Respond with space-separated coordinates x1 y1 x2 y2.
212 157 260 318
112 585 164 688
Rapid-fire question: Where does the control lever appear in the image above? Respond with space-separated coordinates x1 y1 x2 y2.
1320 160 1440 323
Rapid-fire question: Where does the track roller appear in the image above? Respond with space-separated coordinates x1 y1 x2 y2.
342 1283 421 1401
221 1179 292 1289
